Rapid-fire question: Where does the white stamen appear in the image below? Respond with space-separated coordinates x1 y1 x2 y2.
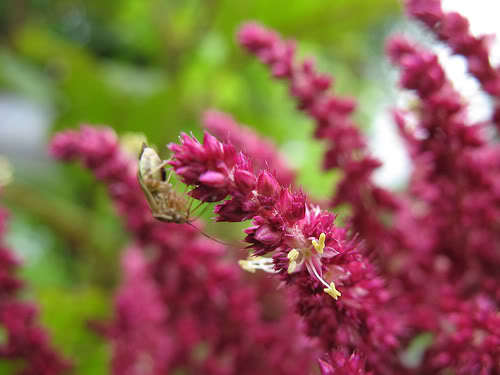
238 256 276 274
306 260 330 289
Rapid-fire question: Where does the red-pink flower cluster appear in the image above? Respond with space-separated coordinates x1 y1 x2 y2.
202 110 296 186
385 33 500 375
234 1 500 373
238 21 402 260
406 0 500 129
318 351 371 375
165 2 500 373
50 126 316 375
168 132 405 373
107 246 173 374
387 36 500 272
0 192 70 375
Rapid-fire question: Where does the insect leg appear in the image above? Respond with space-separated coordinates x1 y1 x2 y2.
188 199 207 219
165 169 173 184
137 171 160 213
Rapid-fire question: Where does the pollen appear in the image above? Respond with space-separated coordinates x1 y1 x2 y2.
324 282 342 300
287 249 300 274
312 232 326 254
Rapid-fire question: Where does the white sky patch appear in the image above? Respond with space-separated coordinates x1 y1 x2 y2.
442 0 500 66
370 110 410 188
370 1 500 189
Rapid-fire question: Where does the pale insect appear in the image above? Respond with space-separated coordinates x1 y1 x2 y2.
137 143 195 223
137 144 228 244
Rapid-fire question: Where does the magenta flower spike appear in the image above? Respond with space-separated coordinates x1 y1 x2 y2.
406 0 500 129
106 246 172 374
169 131 405 372
237 21 404 261
387 32 500 375
0 191 70 374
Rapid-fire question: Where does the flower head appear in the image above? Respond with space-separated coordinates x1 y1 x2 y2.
285 231 341 300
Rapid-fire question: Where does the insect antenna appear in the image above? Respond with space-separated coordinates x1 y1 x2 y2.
185 221 234 246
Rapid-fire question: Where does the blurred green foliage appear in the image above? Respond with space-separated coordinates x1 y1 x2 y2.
0 0 401 372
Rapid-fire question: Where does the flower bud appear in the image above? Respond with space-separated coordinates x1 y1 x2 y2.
199 171 227 188
215 198 250 222
254 224 281 246
257 171 280 198
279 189 306 222
203 132 223 157
234 169 256 192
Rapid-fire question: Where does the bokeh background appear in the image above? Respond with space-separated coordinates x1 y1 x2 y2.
1 0 498 373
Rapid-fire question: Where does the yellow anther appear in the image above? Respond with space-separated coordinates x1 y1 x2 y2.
324 281 341 300
287 249 300 274
287 249 299 261
312 233 326 255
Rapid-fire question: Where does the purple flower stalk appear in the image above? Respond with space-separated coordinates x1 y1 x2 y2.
0 190 70 375
386 34 500 375
168 132 404 372
389 35 500 288
238 22 402 259
237 22 364 173
107 246 172 374
406 0 500 128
